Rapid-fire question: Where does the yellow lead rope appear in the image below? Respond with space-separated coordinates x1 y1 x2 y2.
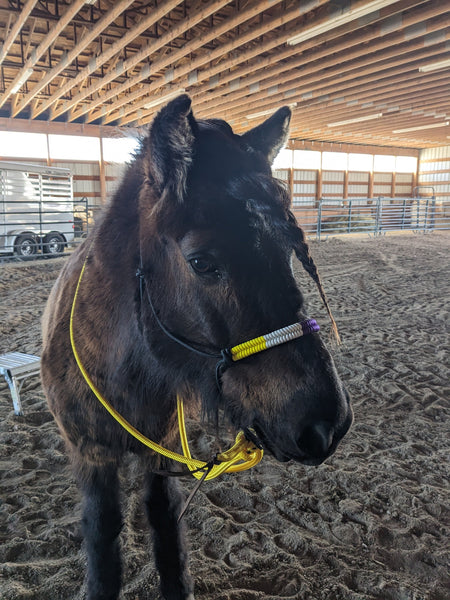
69 249 263 480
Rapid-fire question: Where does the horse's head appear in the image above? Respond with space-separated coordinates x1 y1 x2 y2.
137 95 352 466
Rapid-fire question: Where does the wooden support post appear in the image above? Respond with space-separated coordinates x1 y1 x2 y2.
288 168 294 207
368 170 374 199
99 137 106 205
316 168 322 206
46 133 51 166
343 170 349 200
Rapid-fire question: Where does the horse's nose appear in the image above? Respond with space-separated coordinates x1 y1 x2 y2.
297 421 334 458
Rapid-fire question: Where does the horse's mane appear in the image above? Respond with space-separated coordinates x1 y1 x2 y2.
230 172 341 345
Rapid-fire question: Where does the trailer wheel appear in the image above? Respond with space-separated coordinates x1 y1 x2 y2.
43 233 65 255
15 235 38 257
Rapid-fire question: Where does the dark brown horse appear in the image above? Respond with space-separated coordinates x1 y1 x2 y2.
41 95 352 600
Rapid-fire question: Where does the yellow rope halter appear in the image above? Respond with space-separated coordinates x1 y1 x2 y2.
69 250 263 481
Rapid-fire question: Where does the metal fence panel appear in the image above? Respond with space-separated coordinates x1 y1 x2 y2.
292 197 449 239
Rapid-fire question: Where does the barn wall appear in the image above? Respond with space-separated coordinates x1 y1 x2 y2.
273 167 414 205
418 146 450 202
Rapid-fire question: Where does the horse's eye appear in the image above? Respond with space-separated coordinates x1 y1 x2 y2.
189 257 220 277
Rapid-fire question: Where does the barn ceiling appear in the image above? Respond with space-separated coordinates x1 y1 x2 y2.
0 0 449 149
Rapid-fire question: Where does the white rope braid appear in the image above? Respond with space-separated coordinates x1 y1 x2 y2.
230 319 319 362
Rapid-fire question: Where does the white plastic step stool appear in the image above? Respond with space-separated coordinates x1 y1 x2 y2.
0 352 41 415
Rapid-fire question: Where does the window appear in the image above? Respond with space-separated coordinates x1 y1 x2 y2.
0 131 47 159
348 153 373 172
272 148 293 169
373 155 396 172
395 156 417 173
322 151 347 170
102 136 141 163
48 135 100 161
293 150 321 169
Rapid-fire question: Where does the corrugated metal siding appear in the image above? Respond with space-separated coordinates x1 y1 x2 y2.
349 184 369 196
322 170 345 182
272 165 420 205
293 182 316 194
395 185 413 195
348 172 369 183
348 172 369 198
105 163 127 197
294 169 316 181
419 160 450 172
419 146 450 203
396 173 413 183
291 169 317 205
322 185 344 197
373 185 392 195
420 146 450 161
374 173 393 183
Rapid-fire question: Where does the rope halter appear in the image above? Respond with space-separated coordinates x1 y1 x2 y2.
70 247 320 485
229 319 320 362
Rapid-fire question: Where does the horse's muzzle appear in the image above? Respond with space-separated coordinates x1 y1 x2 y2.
254 389 353 466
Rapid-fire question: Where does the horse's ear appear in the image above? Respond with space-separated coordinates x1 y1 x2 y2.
241 106 291 164
145 94 195 201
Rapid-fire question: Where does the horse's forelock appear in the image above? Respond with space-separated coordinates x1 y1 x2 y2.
225 174 292 236
197 118 235 139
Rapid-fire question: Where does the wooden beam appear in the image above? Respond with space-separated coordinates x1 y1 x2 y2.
0 0 87 110
111 0 424 126
32 0 185 119
98 0 328 125
192 0 439 114
14 0 135 117
212 42 449 130
0 116 130 138
192 0 441 101
51 0 232 122
193 29 449 119
134 10 448 128
99 136 106 204
22 17 37 62
0 0 39 67
288 140 419 157
294 94 450 130
87 0 292 124
286 86 450 135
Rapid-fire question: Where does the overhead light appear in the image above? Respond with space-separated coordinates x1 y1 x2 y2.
327 113 383 127
84 0 97 5
143 88 186 110
393 122 449 133
419 58 450 73
246 103 297 120
10 68 33 94
287 0 399 45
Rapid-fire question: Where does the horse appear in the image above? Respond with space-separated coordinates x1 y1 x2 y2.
41 94 353 600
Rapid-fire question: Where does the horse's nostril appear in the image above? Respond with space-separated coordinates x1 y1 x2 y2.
297 421 334 457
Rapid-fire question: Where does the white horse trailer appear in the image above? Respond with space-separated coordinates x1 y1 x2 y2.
0 162 74 257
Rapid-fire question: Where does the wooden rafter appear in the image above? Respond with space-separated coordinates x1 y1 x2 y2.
0 0 87 110
191 40 450 122
120 0 431 126
31 0 186 119
87 0 293 124
0 0 39 66
101 0 330 126
56 0 234 123
0 0 448 148
15 0 135 118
